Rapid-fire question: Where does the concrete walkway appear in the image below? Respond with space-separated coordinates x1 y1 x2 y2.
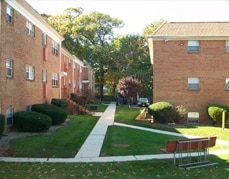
0 102 229 163
75 103 116 158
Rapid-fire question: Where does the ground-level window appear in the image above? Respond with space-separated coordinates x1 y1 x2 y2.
188 77 200 90
188 40 199 52
6 108 14 126
187 112 199 124
52 72 58 87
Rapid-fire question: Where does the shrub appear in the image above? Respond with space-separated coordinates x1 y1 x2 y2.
31 104 68 125
148 102 176 123
70 93 78 103
13 111 51 132
0 114 5 139
77 96 87 106
51 98 68 111
207 104 229 125
174 105 188 123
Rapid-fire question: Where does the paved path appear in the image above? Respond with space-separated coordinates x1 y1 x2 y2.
75 103 116 158
0 102 229 163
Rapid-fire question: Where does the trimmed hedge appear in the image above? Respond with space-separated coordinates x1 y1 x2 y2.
148 102 176 123
13 111 52 132
0 114 5 139
31 104 68 125
51 98 68 111
207 104 229 125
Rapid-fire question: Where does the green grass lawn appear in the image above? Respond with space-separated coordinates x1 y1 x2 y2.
8 115 99 158
0 155 228 178
0 104 229 178
100 125 184 156
85 103 108 112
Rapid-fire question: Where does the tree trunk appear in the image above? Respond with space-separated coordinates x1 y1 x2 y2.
99 65 104 101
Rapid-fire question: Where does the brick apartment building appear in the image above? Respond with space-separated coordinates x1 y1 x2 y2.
0 0 94 130
61 47 95 99
148 22 229 124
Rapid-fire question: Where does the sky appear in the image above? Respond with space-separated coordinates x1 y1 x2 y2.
26 0 229 35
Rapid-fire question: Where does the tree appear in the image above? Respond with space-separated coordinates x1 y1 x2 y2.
43 10 124 100
117 76 141 105
142 19 166 38
109 34 152 98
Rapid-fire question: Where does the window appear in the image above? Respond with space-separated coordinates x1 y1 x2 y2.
26 65 35 80
6 5 14 23
6 59 13 78
225 78 229 90
52 41 59 55
187 112 199 124
188 77 200 90
188 40 199 52
26 20 35 37
52 73 58 87
42 69 47 83
6 108 14 126
226 41 229 52
42 33 47 46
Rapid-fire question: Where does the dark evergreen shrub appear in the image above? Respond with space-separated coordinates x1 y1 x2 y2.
70 93 78 103
148 102 176 123
31 104 68 125
103 95 115 101
51 98 68 111
0 114 5 139
13 111 51 132
207 104 229 125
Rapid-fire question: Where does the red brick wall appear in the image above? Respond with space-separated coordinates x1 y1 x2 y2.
153 40 229 124
0 1 60 122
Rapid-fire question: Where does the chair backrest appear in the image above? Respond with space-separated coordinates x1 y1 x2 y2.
209 136 217 147
166 140 177 152
177 138 209 151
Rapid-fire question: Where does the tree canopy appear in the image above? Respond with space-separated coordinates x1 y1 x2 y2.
117 76 141 104
42 7 166 101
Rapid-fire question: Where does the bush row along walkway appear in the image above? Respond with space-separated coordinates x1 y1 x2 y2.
0 102 229 163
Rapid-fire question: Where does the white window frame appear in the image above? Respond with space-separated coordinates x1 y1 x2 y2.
26 65 35 80
52 73 58 87
226 41 229 52
26 20 35 37
42 69 47 83
188 40 199 52
42 33 47 46
6 59 13 78
188 77 200 90
52 41 59 55
6 5 14 24
225 78 229 90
